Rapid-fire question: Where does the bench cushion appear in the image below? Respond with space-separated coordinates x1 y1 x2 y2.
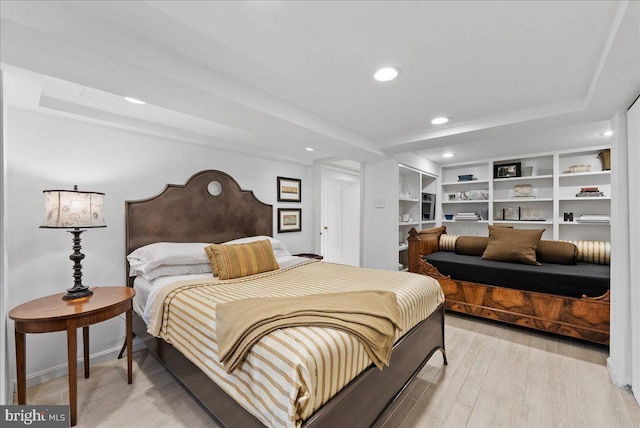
424 251 609 298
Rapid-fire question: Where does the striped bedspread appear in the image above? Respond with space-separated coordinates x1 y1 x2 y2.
147 260 443 427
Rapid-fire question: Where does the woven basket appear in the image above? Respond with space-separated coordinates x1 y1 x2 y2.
598 150 611 171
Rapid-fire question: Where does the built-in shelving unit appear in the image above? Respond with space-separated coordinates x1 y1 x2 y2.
437 146 611 241
398 164 437 270
439 162 491 234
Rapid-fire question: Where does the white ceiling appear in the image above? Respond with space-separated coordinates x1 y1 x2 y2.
1 1 638 165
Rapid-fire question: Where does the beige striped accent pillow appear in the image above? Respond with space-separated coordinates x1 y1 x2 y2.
566 240 611 265
204 245 219 276
439 234 459 252
205 240 280 280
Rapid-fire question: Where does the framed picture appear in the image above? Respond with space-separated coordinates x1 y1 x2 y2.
277 177 301 202
494 162 521 179
278 208 301 233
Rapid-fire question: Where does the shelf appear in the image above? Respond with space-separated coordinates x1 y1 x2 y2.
559 197 611 201
442 220 489 224
559 170 611 178
399 197 419 202
442 180 489 186
494 198 553 203
559 221 611 226
494 220 553 225
398 221 420 226
493 174 553 182
442 200 489 204
398 244 408 251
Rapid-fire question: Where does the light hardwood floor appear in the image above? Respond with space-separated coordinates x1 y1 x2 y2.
14 313 640 428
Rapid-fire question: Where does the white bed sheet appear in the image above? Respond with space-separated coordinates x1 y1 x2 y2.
132 276 150 316
134 255 305 324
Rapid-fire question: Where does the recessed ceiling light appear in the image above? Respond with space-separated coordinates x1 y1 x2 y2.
374 67 399 82
601 130 613 137
431 117 450 125
124 96 146 105
306 147 314 152
442 153 455 158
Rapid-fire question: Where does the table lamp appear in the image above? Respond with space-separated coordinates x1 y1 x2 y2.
41 185 106 300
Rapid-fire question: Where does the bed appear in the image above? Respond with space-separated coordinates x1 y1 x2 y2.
125 170 446 427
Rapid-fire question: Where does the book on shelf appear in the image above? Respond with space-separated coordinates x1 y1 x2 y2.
576 187 605 197
576 214 610 224
455 212 480 221
576 192 605 197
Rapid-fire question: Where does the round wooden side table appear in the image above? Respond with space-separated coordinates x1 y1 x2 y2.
9 286 136 427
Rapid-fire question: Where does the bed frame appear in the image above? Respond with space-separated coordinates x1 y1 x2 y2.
125 170 447 428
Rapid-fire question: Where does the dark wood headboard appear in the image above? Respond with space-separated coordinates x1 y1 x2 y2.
125 170 273 285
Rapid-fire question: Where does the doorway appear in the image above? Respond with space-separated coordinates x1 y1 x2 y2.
320 164 360 266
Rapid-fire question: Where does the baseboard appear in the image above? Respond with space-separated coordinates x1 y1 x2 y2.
7 380 14 406
9 337 146 395
607 356 632 389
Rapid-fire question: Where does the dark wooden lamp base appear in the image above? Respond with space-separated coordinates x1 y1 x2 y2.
62 229 93 301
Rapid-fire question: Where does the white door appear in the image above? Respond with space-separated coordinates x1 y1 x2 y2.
321 177 360 265
322 181 344 263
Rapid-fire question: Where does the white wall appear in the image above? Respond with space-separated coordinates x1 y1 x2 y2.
361 157 399 270
361 152 440 270
609 109 632 388
1 70 8 405
608 97 640 401
629 98 640 404
4 107 313 386
397 152 440 176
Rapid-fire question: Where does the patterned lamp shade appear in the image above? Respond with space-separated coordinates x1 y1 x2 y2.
42 186 106 229
41 185 105 300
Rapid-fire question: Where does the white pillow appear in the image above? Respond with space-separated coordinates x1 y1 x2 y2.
134 263 212 281
222 236 292 258
127 237 291 277
127 242 211 275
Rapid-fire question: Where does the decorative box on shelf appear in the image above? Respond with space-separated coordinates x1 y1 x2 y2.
520 206 546 221
568 165 591 173
449 189 489 201
495 205 545 221
511 184 535 198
